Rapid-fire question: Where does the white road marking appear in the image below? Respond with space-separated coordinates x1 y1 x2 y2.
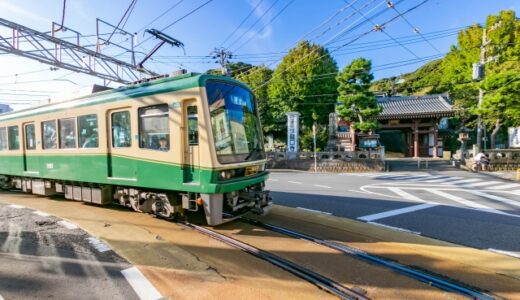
287 181 302 185
387 187 426 202
423 176 463 183
464 181 502 187
313 184 332 189
58 220 78 230
396 175 431 181
121 267 162 300
267 178 279 182
368 222 421 235
86 237 112 253
448 178 482 185
408 175 444 181
468 190 520 208
487 248 520 259
0 294 4 300
511 189 520 196
32 211 50 217
487 183 520 190
296 207 332 215
426 189 517 217
357 203 437 222
359 186 403 199
8 204 24 209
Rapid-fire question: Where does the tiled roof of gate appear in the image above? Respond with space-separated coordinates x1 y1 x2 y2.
376 94 454 120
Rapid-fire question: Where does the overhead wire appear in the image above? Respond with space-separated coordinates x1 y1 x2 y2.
106 0 139 44
346 0 420 58
135 0 214 48
251 0 432 92
220 0 264 47
225 0 281 49
241 0 393 83
135 0 186 34
233 0 296 52
234 0 387 80
386 0 442 54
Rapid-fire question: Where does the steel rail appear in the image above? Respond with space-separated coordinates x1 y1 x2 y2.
182 222 370 300
241 217 495 300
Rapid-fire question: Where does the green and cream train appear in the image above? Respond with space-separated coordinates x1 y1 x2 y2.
0 73 272 225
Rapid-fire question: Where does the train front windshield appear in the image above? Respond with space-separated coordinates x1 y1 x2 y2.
207 81 265 164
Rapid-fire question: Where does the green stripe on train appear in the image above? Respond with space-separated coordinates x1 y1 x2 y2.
0 154 267 194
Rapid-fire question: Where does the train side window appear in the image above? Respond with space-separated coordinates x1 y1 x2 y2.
138 104 169 151
8 125 19 150
187 106 198 145
78 114 98 148
24 124 36 150
112 111 131 148
0 127 6 151
42 120 57 149
59 118 77 149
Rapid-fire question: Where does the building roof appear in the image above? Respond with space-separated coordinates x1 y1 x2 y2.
376 94 454 120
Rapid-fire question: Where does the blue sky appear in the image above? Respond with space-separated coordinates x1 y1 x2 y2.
0 0 518 109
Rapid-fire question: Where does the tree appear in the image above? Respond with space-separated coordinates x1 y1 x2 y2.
267 41 338 128
236 66 275 134
336 58 381 133
481 71 520 148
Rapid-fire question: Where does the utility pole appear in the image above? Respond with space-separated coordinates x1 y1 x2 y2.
475 28 487 154
474 20 502 154
211 48 232 76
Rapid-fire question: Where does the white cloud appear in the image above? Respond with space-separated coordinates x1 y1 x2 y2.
0 1 51 25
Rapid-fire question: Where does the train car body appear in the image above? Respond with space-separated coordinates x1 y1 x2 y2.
0 73 272 225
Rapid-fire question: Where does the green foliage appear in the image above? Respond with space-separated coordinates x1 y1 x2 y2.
336 58 381 133
236 66 275 134
370 9 520 142
481 70 520 126
267 40 339 129
299 124 328 151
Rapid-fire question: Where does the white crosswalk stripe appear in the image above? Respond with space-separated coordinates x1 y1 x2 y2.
464 181 501 187
486 183 520 190
422 176 463 183
468 190 520 208
447 178 481 185
426 189 518 217
387 187 427 202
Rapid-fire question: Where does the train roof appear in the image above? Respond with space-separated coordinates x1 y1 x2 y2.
0 73 248 122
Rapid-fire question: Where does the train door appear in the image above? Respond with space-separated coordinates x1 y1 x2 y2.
107 109 137 180
183 100 200 183
23 123 39 174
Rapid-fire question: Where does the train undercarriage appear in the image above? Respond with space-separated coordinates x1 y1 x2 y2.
0 175 272 226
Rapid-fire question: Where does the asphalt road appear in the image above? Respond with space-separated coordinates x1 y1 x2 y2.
0 202 139 300
266 169 520 258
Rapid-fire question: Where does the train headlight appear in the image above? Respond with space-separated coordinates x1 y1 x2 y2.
219 169 236 180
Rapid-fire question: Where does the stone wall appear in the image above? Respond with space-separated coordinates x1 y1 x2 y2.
267 151 385 172
460 149 520 171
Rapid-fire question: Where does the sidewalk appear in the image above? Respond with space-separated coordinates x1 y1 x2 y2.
483 170 518 181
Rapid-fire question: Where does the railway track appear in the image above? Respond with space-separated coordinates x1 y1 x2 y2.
182 222 370 300
240 217 495 300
